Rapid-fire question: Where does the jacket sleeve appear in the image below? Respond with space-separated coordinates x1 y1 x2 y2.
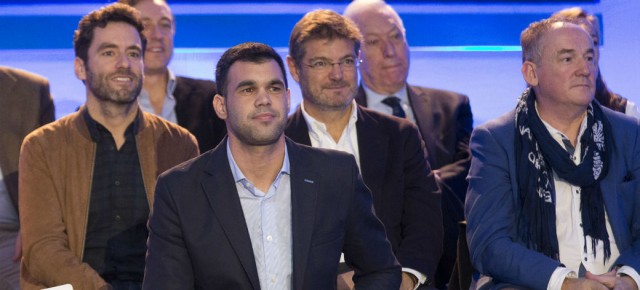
435 94 472 203
345 158 402 290
143 174 195 289
19 133 108 290
613 116 640 274
396 124 444 279
38 78 55 124
464 124 560 290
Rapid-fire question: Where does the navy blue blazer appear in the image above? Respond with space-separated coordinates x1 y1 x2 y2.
174 76 226 153
465 107 640 290
285 105 443 280
143 138 401 290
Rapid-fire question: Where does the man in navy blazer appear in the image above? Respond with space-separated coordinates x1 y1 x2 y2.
465 19 640 290
143 42 400 290
284 9 442 290
343 2 473 287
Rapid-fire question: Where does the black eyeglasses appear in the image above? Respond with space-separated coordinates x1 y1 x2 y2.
302 57 359 72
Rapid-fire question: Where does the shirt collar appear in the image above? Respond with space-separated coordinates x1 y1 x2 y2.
166 68 177 100
300 100 359 137
362 82 408 105
82 107 141 142
535 101 588 149
226 140 290 190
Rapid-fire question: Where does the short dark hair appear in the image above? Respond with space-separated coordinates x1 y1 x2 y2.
74 3 146 63
289 9 362 67
215 42 288 97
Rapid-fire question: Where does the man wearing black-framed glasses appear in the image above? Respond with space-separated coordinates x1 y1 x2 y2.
285 9 443 290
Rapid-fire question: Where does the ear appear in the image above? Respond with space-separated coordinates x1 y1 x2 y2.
213 94 228 120
286 55 300 83
74 57 87 81
521 61 539 87
286 88 291 113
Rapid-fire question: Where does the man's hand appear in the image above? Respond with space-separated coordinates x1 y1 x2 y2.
562 277 609 290
586 270 639 290
400 272 418 290
337 271 355 290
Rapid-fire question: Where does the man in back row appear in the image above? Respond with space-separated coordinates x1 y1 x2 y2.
19 4 198 289
120 0 227 152
284 9 443 290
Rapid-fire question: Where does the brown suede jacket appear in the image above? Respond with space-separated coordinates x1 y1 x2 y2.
18 108 199 290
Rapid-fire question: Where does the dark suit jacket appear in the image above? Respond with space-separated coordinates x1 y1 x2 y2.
356 84 471 287
465 108 640 290
355 84 472 204
143 138 401 290
285 106 443 280
0 66 54 213
174 76 226 153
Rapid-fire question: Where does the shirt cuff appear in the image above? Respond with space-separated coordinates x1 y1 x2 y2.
547 267 577 290
402 267 426 290
617 266 640 289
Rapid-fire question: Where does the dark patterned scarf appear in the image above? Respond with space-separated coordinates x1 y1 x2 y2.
514 88 611 262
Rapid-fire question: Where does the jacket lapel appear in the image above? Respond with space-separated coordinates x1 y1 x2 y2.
356 107 388 208
407 85 439 167
287 139 318 290
201 145 261 290
285 107 313 146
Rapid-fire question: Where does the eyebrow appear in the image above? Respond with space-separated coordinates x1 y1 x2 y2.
309 54 356 61
269 79 285 87
235 80 256 90
96 42 141 51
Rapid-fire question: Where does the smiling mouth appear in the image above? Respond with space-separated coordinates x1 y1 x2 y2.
111 75 134 83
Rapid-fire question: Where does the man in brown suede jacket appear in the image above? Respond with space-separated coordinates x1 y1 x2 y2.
18 4 198 290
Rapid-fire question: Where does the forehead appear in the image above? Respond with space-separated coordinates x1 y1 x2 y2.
541 24 593 55
227 60 284 86
302 38 356 59
355 7 402 34
90 21 142 50
135 0 173 20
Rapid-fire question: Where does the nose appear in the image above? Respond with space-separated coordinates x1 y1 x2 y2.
255 89 272 107
383 40 396 58
576 57 593 77
146 24 162 40
116 53 131 69
328 62 343 80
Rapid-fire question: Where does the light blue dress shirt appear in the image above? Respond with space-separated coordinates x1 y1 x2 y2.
226 142 292 290
138 69 178 124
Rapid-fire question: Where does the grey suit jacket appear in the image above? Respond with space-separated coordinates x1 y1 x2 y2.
0 66 54 213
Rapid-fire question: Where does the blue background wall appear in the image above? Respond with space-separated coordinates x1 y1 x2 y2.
1 0 638 125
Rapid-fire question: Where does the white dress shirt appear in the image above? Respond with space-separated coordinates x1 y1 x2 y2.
536 107 640 290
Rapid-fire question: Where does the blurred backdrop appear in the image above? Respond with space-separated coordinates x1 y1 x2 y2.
1 0 638 125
